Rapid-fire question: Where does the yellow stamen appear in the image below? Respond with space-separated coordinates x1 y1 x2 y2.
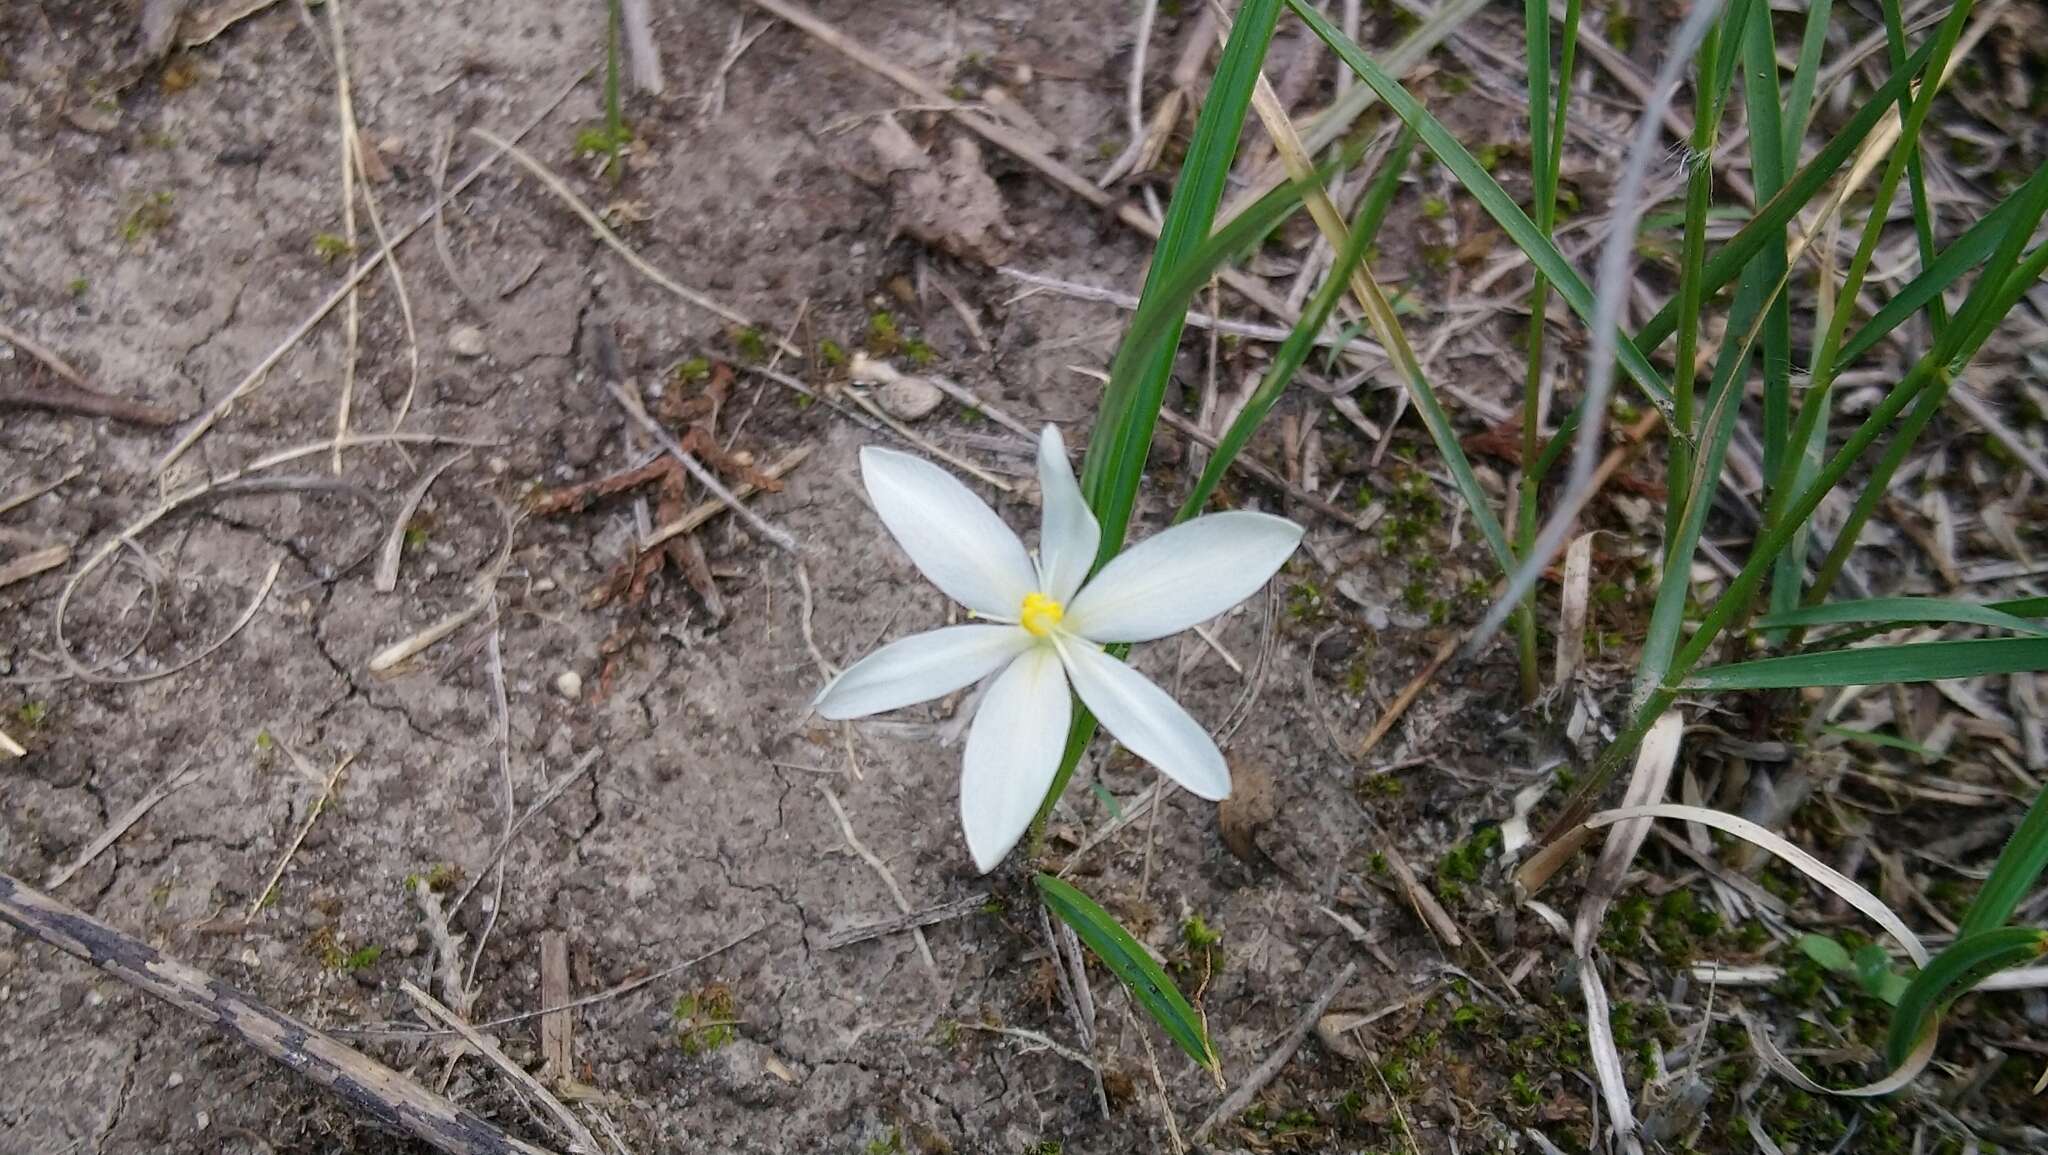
1019 592 1064 638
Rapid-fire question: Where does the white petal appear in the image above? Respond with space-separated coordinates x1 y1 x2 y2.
813 625 1031 720
1034 424 1100 604
1059 640 1230 800
1063 511 1303 643
960 646 1071 873
860 446 1037 617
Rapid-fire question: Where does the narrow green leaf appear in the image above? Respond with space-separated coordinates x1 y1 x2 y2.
1820 724 1942 758
1837 189 2029 367
1879 0 1949 337
1885 927 2048 1066
1782 0 1833 165
1958 786 2048 938
1287 0 1672 416
1036 874 1216 1070
1636 36 1941 352
1754 597 2048 638
1178 132 1411 521
1082 0 1285 565
1685 637 2048 691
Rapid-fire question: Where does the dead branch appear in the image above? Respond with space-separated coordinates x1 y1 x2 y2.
0 872 556 1155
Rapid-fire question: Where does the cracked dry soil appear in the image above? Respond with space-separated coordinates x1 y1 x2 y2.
1 2 1537 1152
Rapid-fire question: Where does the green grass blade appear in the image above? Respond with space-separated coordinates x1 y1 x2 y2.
1782 0 1833 166
1755 598 2048 638
1082 0 1285 565
1820 724 1943 758
1879 0 1948 337
1955 238 2048 366
1036 874 1217 1071
1885 927 2048 1066
1958 787 2048 937
1738 0 1801 626
1838 188 2030 366
1684 637 2048 691
1178 133 1411 521
1037 0 1284 842
1636 36 1941 352
1635 291 1759 691
1287 0 1672 416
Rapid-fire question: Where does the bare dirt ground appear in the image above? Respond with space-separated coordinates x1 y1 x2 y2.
3 1 2047 1153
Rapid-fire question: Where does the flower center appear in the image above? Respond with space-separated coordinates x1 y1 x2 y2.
1019 592 1064 638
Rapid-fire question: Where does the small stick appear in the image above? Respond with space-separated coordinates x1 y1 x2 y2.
471 130 775 344
1379 845 1463 949
1357 630 1461 758
821 892 989 949
0 319 96 390
847 355 1035 440
376 450 472 592
1189 961 1358 1143
604 380 799 554
818 785 937 980
447 748 604 921
0 543 70 590
401 980 602 1155
0 874 557 1155
46 762 203 888
0 385 185 427
246 751 354 918
0 467 82 518
641 445 810 550
431 127 490 314
539 932 573 1083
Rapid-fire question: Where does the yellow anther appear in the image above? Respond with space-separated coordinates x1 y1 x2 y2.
1019 592 1064 638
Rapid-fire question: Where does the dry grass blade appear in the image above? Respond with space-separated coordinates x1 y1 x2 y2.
641 445 810 550
618 0 665 93
247 751 354 918
1190 961 1358 1142
1578 957 1642 1154
1585 803 1929 966
0 467 82 518
0 323 182 426
1572 710 1683 957
470 129 768 338
400 979 602 1155
0 544 70 590
0 728 24 759
818 785 938 981
57 557 283 686
46 762 203 888
368 506 516 674
1553 531 1595 689
376 451 472 592
603 380 800 553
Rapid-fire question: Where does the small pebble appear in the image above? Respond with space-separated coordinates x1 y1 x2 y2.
555 670 582 701
449 325 488 358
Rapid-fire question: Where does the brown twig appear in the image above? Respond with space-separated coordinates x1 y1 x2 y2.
0 323 184 425
1189 961 1359 1143
401 980 601 1155
820 892 990 950
0 873 556 1155
46 762 203 888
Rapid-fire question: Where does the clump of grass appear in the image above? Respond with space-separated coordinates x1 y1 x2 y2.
118 192 175 246
673 982 739 1055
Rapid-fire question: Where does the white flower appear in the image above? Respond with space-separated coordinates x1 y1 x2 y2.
813 425 1303 873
